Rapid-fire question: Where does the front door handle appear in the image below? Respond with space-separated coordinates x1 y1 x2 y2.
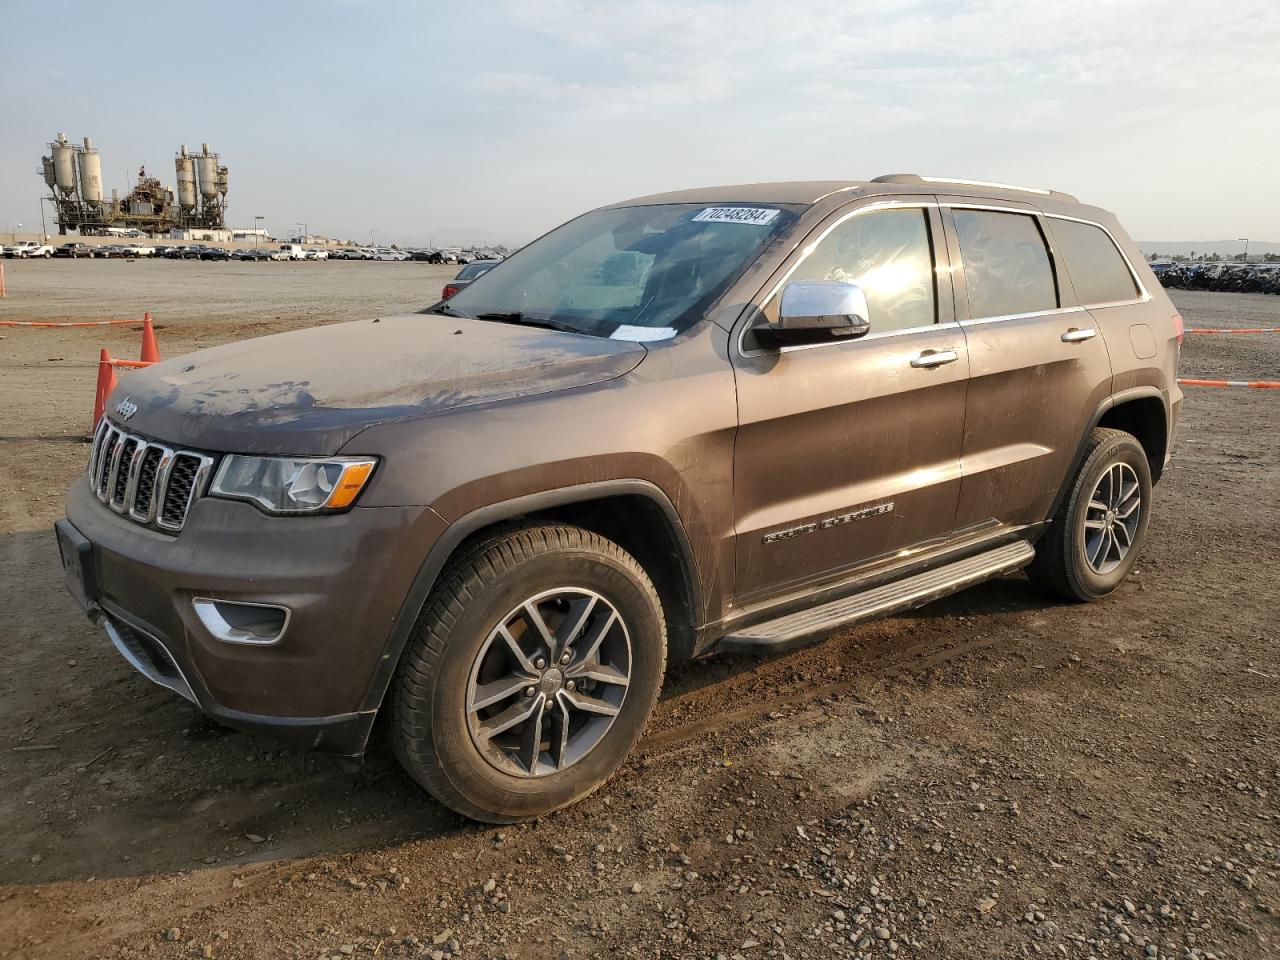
1061 327 1098 343
911 349 959 369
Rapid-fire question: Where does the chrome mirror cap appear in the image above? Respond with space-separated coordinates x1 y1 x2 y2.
776 280 871 335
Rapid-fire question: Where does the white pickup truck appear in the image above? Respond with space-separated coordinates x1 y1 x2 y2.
4 240 55 258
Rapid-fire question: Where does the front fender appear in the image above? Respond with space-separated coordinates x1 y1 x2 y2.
353 478 701 715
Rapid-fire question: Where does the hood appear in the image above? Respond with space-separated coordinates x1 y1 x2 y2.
107 313 646 455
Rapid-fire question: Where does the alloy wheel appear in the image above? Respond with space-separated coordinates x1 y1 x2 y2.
465 588 631 777
1082 462 1142 575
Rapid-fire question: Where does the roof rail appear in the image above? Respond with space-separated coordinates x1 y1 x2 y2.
871 174 1077 202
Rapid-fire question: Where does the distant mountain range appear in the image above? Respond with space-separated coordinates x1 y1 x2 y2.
1138 240 1280 258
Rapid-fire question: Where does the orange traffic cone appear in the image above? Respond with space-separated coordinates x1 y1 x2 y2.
139 311 160 363
92 348 118 431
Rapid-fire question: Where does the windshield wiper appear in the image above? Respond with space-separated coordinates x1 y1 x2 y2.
474 312 584 335
424 301 473 319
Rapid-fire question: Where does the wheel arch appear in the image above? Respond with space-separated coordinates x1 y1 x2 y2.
1046 388 1169 523
357 480 701 718
1096 392 1169 484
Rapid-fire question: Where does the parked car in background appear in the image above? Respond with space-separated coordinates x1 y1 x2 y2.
304 248 330 261
441 258 500 299
234 248 270 261
152 245 178 257
408 250 444 263
4 240 54 258
96 245 130 258
369 249 409 262
277 243 308 261
173 245 206 260
54 242 97 258
122 244 155 258
198 247 231 261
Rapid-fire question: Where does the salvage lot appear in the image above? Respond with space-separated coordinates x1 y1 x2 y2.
0 261 1277 959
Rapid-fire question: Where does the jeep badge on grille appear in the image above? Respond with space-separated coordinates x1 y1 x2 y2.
115 396 138 420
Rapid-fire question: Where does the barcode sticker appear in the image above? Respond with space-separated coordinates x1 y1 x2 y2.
691 207 780 226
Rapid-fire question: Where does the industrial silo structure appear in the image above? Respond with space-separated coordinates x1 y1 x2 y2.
196 143 219 201
51 133 77 197
39 131 228 234
175 146 197 211
76 137 103 205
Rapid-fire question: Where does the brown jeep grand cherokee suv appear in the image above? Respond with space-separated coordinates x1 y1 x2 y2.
58 175 1182 822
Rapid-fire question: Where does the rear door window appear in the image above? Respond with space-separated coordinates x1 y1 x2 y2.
1049 218 1140 305
787 209 937 333
952 210 1058 318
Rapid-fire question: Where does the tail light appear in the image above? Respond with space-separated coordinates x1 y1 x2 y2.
442 284 460 300
1172 312 1184 345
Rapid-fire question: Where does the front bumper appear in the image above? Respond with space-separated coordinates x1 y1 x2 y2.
62 475 447 756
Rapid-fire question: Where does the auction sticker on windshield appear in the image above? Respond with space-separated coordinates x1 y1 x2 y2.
691 207 780 226
612 325 677 342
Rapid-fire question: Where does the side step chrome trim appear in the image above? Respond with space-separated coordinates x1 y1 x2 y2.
717 540 1035 655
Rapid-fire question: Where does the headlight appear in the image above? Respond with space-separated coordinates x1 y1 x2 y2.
210 455 377 515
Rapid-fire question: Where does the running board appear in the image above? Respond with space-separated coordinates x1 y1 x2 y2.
718 540 1035 654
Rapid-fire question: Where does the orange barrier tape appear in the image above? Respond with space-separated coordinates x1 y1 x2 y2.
0 318 148 328
107 359 154 369
1186 327 1280 334
1177 378 1280 388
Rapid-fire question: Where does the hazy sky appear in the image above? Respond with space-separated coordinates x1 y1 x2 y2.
3 0 1278 245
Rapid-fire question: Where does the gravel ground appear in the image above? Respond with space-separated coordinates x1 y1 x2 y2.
0 262 1276 959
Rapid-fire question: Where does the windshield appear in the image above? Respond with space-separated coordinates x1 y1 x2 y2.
441 203 799 339
456 260 496 280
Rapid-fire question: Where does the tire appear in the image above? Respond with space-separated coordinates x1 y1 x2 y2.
1027 427 1153 602
391 524 667 823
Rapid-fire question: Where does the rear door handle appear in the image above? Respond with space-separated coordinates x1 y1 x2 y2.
911 349 959 368
1061 327 1097 343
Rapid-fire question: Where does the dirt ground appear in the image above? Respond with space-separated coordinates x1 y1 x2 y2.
0 261 1277 960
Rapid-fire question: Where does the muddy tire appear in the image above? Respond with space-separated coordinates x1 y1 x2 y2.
1028 427 1153 602
391 524 666 823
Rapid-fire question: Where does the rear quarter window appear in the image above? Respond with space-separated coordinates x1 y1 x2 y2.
1049 218 1140 305
952 209 1058 319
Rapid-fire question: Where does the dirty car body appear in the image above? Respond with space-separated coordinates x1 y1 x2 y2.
59 176 1181 818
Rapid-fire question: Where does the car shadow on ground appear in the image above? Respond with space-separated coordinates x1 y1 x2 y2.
2 523 1059 887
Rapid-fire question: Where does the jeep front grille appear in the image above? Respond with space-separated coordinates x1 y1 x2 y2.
88 418 215 533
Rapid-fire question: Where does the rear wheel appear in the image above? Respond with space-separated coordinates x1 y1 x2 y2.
391 524 666 822
1027 427 1152 601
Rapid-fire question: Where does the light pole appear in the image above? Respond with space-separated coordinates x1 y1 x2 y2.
1238 237 1250 262
369 228 379 247
11 222 21 243
39 199 48 241
255 215 264 243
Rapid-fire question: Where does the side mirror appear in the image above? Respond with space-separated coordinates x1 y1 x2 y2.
760 280 872 347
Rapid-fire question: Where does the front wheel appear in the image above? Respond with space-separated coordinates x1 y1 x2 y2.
1027 427 1153 601
391 524 667 823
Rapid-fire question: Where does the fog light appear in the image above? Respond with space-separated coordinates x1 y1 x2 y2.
193 598 290 645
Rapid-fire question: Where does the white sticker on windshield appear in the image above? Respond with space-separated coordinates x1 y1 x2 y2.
612 325 677 342
691 206 780 226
